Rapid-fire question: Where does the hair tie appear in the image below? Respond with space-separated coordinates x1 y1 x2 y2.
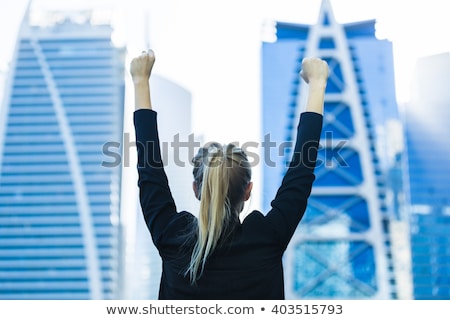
208 146 220 154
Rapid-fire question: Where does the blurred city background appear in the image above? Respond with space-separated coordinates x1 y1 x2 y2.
0 0 449 299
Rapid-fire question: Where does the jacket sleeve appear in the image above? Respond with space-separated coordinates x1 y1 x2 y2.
133 109 177 247
265 111 323 249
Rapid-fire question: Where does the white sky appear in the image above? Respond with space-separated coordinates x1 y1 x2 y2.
1 0 449 144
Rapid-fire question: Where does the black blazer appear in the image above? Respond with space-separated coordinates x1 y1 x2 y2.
134 109 323 299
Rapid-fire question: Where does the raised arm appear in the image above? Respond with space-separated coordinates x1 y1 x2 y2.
300 57 329 115
130 50 155 110
266 57 328 248
131 50 177 247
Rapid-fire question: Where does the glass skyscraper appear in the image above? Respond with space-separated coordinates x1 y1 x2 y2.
0 11 125 299
405 52 450 299
262 0 407 299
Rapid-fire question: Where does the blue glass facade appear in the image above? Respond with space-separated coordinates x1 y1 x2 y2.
0 18 125 299
405 53 450 299
262 0 400 299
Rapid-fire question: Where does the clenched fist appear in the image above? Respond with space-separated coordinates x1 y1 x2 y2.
130 50 155 84
131 50 155 110
299 57 329 115
300 57 329 85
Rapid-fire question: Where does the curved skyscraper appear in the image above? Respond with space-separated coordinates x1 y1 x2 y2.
0 11 125 299
262 0 405 299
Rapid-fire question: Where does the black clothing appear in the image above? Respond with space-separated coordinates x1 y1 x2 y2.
134 109 323 299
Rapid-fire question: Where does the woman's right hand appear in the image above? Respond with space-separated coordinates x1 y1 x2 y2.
300 57 328 115
300 57 329 86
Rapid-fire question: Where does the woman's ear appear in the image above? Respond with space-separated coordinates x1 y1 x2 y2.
244 182 253 201
192 181 200 200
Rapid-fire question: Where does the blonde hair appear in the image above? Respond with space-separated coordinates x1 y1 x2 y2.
187 143 251 284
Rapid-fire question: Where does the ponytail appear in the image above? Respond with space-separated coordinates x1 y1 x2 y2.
187 143 251 284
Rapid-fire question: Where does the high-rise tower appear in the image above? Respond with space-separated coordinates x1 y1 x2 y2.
405 52 450 299
262 0 405 299
0 11 125 299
